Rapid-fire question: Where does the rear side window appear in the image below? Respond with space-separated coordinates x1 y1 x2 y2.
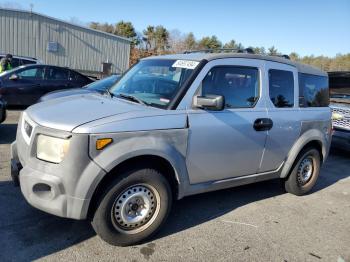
69 71 87 81
269 69 294 108
21 59 36 65
46 67 69 80
299 73 329 107
201 66 259 108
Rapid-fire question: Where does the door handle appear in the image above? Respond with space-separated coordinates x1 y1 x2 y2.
254 118 273 131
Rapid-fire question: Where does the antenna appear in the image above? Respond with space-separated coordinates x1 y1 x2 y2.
30 3 34 13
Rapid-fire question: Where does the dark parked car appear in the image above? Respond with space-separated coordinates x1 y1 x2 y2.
329 71 350 151
0 98 6 123
38 74 120 103
0 64 93 106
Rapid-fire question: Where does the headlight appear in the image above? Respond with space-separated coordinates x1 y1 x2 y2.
37 135 70 163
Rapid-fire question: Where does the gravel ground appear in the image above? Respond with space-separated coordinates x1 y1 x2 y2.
0 110 349 262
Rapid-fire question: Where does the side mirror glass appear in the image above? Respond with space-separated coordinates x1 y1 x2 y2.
9 74 18 81
193 94 225 111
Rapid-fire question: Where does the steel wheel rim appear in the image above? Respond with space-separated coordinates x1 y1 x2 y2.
111 184 161 234
297 156 314 186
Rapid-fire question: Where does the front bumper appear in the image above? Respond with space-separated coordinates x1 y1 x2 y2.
11 120 107 220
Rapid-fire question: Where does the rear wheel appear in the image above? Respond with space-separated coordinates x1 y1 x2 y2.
92 167 172 246
284 148 321 196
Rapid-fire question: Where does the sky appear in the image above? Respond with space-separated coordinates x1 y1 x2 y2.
0 0 349 57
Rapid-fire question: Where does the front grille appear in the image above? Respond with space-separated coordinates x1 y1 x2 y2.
332 107 350 130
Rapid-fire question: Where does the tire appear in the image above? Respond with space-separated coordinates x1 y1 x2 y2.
91 167 172 246
284 147 321 196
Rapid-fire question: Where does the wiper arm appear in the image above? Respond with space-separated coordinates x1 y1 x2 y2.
105 89 114 98
117 93 148 106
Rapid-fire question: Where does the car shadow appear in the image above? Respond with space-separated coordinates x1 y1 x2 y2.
0 123 17 144
0 181 95 261
157 148 350 240
0 150 348 260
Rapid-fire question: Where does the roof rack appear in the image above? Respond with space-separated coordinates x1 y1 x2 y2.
274 54 291 60
183 48 255 54
183 48 291 60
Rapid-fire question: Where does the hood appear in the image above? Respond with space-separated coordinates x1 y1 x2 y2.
330 101 350 109
26 93 148 132
39 88 94 102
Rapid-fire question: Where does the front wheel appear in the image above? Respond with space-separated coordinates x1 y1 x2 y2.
92 167 172 246
284 148 321 196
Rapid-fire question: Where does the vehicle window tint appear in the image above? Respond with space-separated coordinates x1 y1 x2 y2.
69 71 86 81
269 69 294 108
299 73 329 107
47 68 69 80
17 68 44 80
11 58 20 68
201 66 259 108
21 59 36 65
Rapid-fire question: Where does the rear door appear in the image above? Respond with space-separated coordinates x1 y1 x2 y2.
44 66 71 93
185 58 269 184
259 62 301 172
69 70 91 88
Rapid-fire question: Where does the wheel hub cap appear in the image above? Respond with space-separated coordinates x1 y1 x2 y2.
111 184 159 233
297 157 314 185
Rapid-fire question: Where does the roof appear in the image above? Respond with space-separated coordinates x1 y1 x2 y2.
0 8 132 43
143 52 327 76
0 53 38 61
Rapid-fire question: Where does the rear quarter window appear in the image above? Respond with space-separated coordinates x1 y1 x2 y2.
299 73 329 107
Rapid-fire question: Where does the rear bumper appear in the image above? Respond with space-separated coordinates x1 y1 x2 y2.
332 129 350 150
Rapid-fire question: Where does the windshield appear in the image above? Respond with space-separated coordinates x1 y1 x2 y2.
85 75 119 92
109 59 196 109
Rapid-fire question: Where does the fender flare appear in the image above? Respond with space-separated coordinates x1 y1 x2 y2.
280 128 328 178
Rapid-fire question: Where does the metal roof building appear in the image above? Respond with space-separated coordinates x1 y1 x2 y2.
0 8 131 74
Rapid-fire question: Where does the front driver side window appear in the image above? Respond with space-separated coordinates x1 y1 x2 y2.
201 66 259 108
17 68 44 80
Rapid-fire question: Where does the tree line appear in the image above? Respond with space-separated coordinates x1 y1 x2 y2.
89 21 350 71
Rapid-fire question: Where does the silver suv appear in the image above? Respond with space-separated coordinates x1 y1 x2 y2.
11 51 332 246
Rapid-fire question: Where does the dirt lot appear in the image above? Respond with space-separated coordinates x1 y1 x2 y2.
0 110 349 262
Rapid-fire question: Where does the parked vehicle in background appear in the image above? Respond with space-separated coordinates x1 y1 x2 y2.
0 54 42 68
329 71 350 151
38 74 120 103
0 98 6 123
0 64 93 106
11 50 332 246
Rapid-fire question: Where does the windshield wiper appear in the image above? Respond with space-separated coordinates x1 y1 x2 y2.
117 93 148 106
105 89 114 98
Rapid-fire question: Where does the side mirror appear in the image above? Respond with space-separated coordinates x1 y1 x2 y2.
193 94 225 111
9 74 18 81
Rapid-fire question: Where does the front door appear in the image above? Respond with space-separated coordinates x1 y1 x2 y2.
186 61 268 184
2 66 45 105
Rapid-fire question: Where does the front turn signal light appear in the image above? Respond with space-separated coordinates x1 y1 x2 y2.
96 138 113 150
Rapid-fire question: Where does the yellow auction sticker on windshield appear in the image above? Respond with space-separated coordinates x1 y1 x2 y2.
172 60 200 69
